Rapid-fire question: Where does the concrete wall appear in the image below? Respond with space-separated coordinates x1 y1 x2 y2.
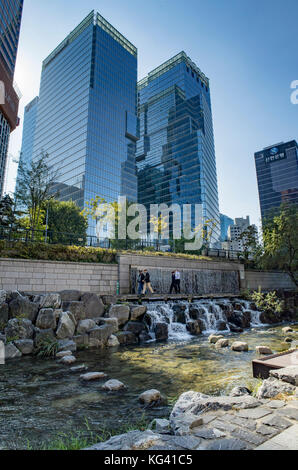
118 253 244 294
0 258 118 294
242 270 296 291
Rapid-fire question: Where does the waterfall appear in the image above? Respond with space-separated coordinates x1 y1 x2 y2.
145 302 192 341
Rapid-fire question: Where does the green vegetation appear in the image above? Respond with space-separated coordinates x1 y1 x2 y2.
34 337 59 358
250 290 284 315
45 199 88 245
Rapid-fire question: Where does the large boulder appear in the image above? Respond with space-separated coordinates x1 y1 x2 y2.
8 296 39 322
172 304 187 323
130 306 147 321
0 302 9 326
59 290 81 302
34 328 55 347
231 341 249 352
215 320 227 331
270 366 298 386
256 377 296 399
34 294 61 309
108 305 130 326
124 321 144 336
242 311 251 328
35 309 57 330
97 317 119 334
0 290 6 305
215 338 229 348
14 339 34 355
88 324 114 348
154 322 168 341
5 342 22 359
56 312 76 339
57 339 76 352
5 318 34 340
229 386 251 397
76 319 96 335
80 293 105 318
256 346 273 355
186 320 201 335
107 335 120 347
62 301 85 322
116 331 138 345
73 334 89 349
101 295 117 306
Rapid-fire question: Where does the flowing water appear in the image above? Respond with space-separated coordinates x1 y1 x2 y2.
0 301 297 450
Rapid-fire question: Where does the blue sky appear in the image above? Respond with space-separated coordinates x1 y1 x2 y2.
7 0 298 227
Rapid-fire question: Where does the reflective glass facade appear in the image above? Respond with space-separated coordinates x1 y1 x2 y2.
220 213 234 242
18 96 39 172
32 11 138 233
136 52 220 244
255 140 298 221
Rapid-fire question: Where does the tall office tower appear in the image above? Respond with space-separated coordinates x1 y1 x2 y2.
220 213 234 242
0 0 24 195
255 141 298 221
32 11 138 233
136 52 220 245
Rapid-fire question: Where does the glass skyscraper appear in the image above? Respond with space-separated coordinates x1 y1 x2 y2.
254 140 298 221
136 52 220 244
32 11 138 233
220 213 234 242
18 96 39 171
0 0 23 195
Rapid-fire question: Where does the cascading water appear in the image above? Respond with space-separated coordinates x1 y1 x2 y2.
145 302 192 341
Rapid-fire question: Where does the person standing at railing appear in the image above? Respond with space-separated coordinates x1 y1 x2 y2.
175 269 181 293
142 269 154 295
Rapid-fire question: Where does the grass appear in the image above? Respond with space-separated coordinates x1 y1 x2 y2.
26 415 151 451
34 337 59 358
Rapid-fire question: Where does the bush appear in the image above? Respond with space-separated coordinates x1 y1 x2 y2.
250 290 284 314
0 240 117 264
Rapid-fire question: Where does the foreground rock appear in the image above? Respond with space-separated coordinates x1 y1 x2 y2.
107 335 120 347
108 305 130 326
138 389 166 406
80 372 107 381
13 339 33 355
5 342 22 359
231 341 248 352
102 379 125 391
229 386 251 397
5 318 34 340
256 377 296 399
256 346 273 355
270 366 298 386
208 335 224 344
59 355 76 365
215 339 229 348
56 312 76 339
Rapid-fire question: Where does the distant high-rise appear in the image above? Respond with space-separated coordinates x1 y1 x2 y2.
220 213 234 242
18 96 39 171
0 0 23 195
255 140 298 221
136 52 220 244
32 11 138 233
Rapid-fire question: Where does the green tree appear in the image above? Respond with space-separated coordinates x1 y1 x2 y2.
260 204 298 287
45 200 88 245
0 195 21 227
237 225 259 260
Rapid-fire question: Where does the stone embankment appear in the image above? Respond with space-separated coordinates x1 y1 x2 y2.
86 366 298 451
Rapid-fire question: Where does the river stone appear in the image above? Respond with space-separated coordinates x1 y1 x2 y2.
34 294 61 309
208 334 224 344
154 322 168 341
231 341 249 352
228 324 243 333
284 337 293 343
35 309 57 330
173 305 187 323
0 290 6 305
76 319 96 335
57 339 77 352
256 346 273 355
124 321 144 336
73 334 89 348
13 339 33 355
70 365 88 373
88 324 114 347
60 355 76 365
270 366 298 386
56 350 72 358
59 290 81 302
282 327 293 333
130 306 147 321
8 296 39 322
5 342 22 359
115 331 138 345
139 389 163 405
229 386 251 397
256 377 296 399
107 335 120 347
139 332 152 343
108 305 130 326
56 312 76 339
0 302 9 325
80 293 105 318
34 328 55 347
62 301 85 322
215 338 229 348
97 317 119 333
80 372 107 381
5 318 34 340
102 379 125 391
186 320 201 335
215 320 227 331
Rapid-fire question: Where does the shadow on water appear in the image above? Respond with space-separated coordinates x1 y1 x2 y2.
0 323 296 449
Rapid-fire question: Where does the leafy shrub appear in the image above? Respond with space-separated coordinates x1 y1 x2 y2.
250 290 284 314
34 337 59 358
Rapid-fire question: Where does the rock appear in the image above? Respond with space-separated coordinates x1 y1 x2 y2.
228 324 243 333
5 318 34 340
186 320 201 335
149 419 170 434
107 335 120 347
229 386 251 397
208 334 224 344
130 306 147 321
62 301 85 322
80 293 105 318
97 317 119 333
34 293 61 309
0 289 6 305
102 379 125 391
56 350 73 358
59 290 81 302
215 338 229 348
124 321 144 336
85 430 164 451
35 309 57 330
0 302 8 326
115 331 138 345
60 355 76 365
76 319 96 335
4 342 22 359
108 305 130 326
8 296 39 322
70 365 88 373
282 327 293 333
139 332 152 343
138 389 165 406
284 337 293 343
13 339 33 355
256 346 273 355
57 339 77 352
242 311 252 329
231 341 249 352
256 377 296 399
173 305 187 323
101 295 117 306
73 334 89 349
56 312 76 339
80 372 107 381
0 333 6 343
154 322 168 341
88 324 114 348
34 328 55 347
205 438 248 451
270 366 298 386
215 320 227 331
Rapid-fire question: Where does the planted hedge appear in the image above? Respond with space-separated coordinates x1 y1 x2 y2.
0 240 117 264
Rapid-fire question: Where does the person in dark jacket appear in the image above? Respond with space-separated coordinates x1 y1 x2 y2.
137 270 145 295
169 271 178 294
142 269 154 294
